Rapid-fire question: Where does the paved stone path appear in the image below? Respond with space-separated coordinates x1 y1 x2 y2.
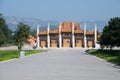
0 49 120 80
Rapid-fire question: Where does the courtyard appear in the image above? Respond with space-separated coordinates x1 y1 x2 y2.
0 49 120 80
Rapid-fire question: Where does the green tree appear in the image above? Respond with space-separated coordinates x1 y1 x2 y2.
30 29 37 37
0 29 6 46
0 13 12 46
100 17 120 49
14 22 30 50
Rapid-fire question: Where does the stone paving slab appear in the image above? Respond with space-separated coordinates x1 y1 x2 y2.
0 49 120 80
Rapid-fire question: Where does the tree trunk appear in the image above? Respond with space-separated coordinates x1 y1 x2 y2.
18 44 22 50
110 45 113 50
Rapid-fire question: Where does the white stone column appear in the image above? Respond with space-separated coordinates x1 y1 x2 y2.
59 22 62 48
72 22 75 48
47 24 50 48
37 24 40 48
84 23 87 48
94 24 97 48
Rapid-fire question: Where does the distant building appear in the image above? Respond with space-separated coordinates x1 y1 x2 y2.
36 21 97 48
29 35 36 46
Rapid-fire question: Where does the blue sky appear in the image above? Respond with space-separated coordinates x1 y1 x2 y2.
0 0 120 22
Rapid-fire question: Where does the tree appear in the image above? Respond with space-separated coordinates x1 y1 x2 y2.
30 29 37 38
0 13 12 46
0 29 6 46
14 22 30 50
100 17 120 50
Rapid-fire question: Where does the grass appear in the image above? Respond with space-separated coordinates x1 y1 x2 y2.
0 50 46 61
86 49 120 65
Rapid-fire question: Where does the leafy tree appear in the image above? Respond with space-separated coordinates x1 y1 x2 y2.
0 29 6 46
14 22 30 50
100 17 120 50
0 13 12 46
30 29 37 38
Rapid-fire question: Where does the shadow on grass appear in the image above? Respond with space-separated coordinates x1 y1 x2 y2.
86 49 120 66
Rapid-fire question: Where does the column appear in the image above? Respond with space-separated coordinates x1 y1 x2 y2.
37 24 40 48
94 24 97 48
72 22 75 48
84 23 87 48
47 24 50 48
59 22 62 48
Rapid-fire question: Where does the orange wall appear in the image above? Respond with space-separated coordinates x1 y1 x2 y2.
40 41 46 47
75 40 82 47
51 40 57 47
63 39 70 47
87 40 93 47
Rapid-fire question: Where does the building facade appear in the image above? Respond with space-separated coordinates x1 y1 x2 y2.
37 22 97 48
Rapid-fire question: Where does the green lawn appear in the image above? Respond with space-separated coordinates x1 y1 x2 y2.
0 50 46 61
87 49 120 65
